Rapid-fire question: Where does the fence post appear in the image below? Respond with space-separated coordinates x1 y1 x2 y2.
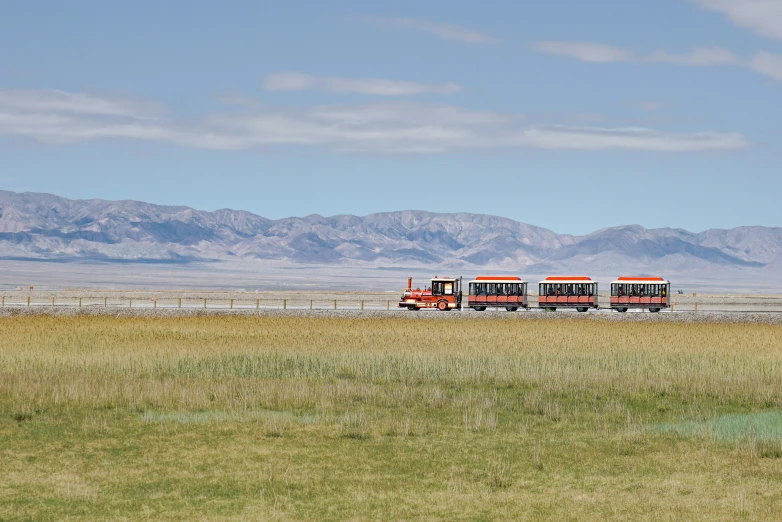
153 299 157 309
104 297 107 307
203 298 206 309
27 296 31 307
52 296 55 307
178 298 182 309
129 298 132 308
387 300 390 311
671 301 675 312
256 299 259 309
79 297 82 309
361 300 364 311
694 302 698 313
310 299 313 310
334 299 337 310
283 299 287 310
230 299 233 309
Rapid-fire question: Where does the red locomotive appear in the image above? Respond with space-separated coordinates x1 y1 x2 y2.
398 276 462 311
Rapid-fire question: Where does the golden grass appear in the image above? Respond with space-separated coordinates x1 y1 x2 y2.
3 315 781 412
2 315 782 520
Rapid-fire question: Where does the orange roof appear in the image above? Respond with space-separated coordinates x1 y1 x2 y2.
476 276 522 281
617 276 665 281
545 276 592 281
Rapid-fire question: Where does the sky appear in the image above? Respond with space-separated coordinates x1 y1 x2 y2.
0 0 781 235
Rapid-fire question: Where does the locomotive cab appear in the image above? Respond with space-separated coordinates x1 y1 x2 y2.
399 276 462 311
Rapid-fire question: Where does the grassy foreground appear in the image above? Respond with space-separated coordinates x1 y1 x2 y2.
2 314 782 520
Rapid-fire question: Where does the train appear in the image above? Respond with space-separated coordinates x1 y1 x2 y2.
399 275 671 313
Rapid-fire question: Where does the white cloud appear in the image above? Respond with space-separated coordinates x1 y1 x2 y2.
0 89 751 154
646 46 739 66
534 41 633 62
0 89 164 118
364 16 498 44
691 0 782 42
749 51 782 81
536 41 739 66
511 126 748 152
535 40 782 82
263 72 462 96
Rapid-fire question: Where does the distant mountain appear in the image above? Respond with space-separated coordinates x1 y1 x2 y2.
1 190 780 280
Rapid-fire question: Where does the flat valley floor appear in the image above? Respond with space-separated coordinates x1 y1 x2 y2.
2 313 782 520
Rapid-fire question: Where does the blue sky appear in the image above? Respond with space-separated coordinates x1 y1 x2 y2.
0 0 780 234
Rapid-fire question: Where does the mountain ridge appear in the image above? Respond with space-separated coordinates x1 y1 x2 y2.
1 190 780 278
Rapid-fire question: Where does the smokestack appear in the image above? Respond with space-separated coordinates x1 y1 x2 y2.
407 277 412 291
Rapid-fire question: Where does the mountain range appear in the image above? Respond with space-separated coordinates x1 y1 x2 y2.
1 190 781 282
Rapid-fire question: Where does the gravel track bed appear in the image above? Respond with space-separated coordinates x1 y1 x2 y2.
2 307 782 324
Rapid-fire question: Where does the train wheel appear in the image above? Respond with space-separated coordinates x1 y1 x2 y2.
409 305 419 311
473 306 486 312
649 308 661 313
545 307 556 312
505 306 518 312
617 307 628 313
437 300 448 311
576 307 588 313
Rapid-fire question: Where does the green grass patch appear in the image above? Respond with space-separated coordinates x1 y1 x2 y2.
656 411 782 443
655 411 782 458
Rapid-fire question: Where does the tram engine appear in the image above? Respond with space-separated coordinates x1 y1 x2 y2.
399 276 462 311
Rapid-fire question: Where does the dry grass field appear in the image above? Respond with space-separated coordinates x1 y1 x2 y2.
2 314 782 520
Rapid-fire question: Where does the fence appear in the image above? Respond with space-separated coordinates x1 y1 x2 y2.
2 295 782 313
0 296 396 311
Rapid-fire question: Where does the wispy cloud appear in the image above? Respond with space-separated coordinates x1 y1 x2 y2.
0 89 750 154
646 47 739 66
534 42 633 63
263 72 462 96
510 126 748 152
536 42 739 66
363 16 498 44
691 0 782 42
0 89 165 118
535 41 782 82
749 51 782 81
